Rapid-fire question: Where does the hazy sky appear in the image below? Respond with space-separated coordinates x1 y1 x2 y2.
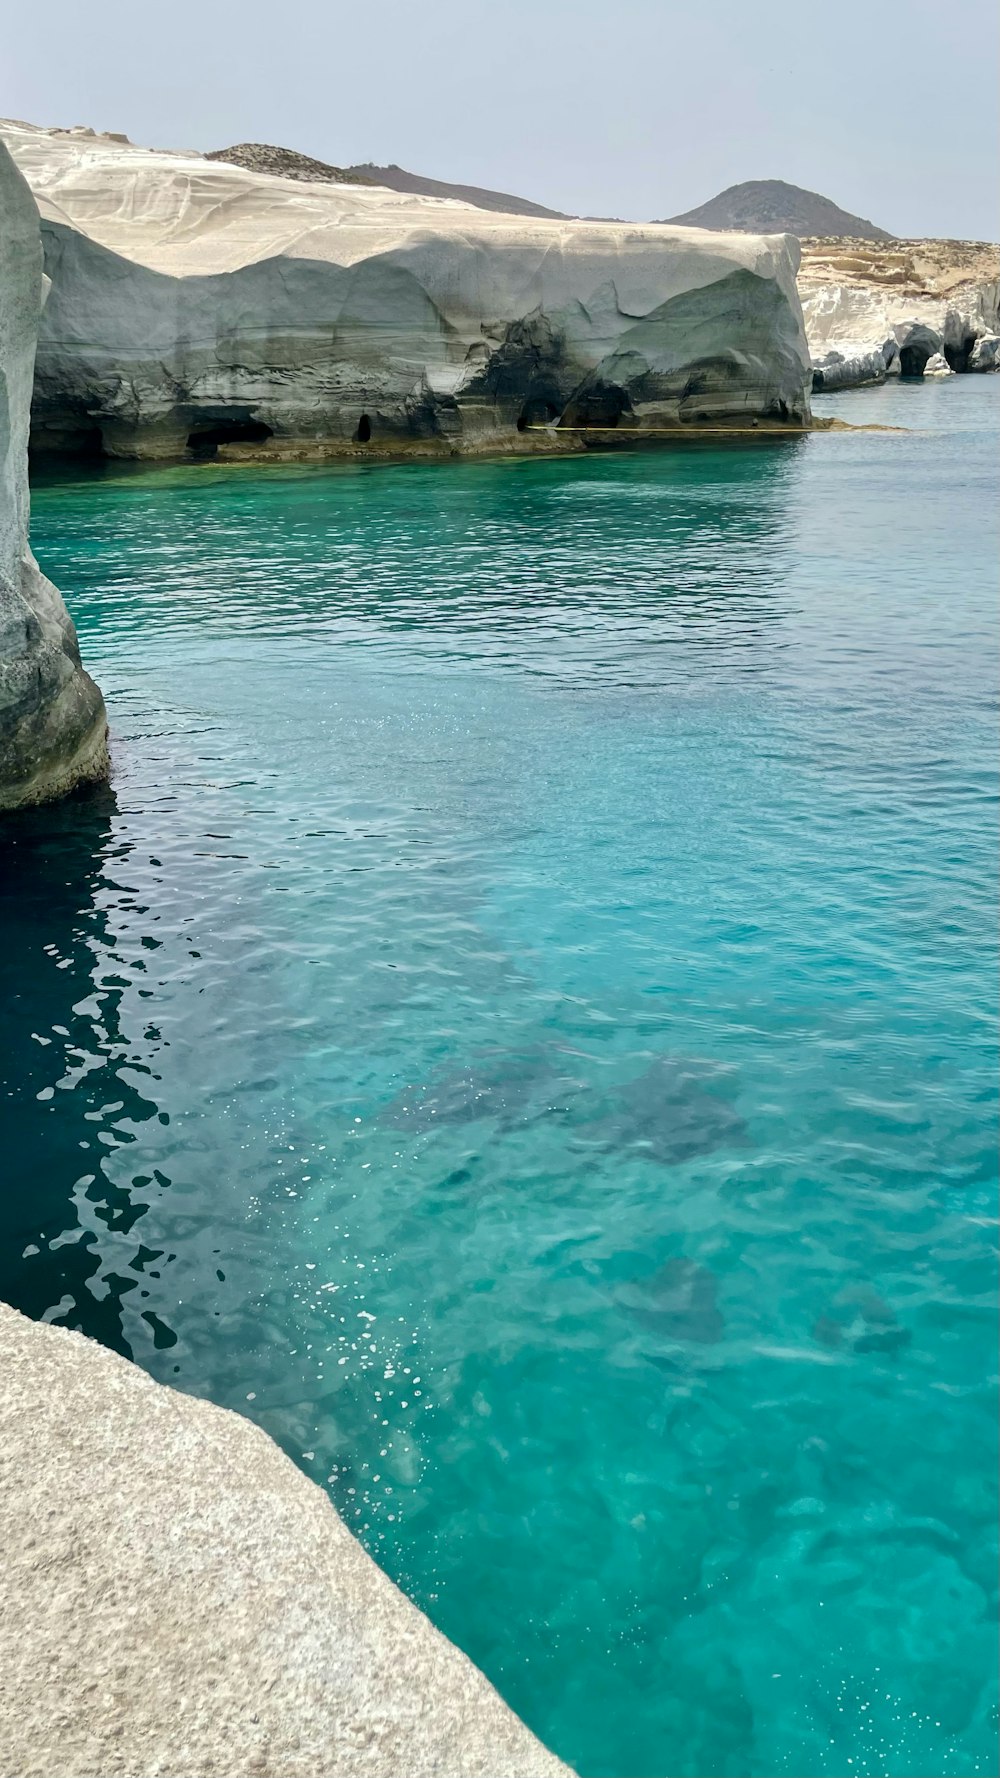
4 0 999 238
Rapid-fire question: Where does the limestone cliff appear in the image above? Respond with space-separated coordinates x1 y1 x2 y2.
0 142 106 810
0 122 811 460
800 237 1000 390
0 1301 572 1777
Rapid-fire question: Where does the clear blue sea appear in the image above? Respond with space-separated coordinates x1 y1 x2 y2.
3 377 997 1778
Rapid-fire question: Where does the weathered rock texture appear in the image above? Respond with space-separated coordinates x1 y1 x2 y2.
0 1301 572 1778
0 121 811 460
800 237 1000 389
0 142 106 809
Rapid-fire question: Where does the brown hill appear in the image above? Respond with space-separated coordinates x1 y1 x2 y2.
342 162 568 219
664 179 893 240
206 143 371 185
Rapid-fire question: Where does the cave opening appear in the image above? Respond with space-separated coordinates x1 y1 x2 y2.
29 421 106 461
560 386 631 431
516 400 560 433
943 335 977 373
898 344 931 378
355 414 372 443
187 418 273 459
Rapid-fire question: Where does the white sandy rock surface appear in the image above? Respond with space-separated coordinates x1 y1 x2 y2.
0 1300 573 1778
0 120 811 458
800 236 1000 389
0 141 107 809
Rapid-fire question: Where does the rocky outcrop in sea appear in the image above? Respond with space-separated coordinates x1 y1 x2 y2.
0 142 106 811
0 121 812 461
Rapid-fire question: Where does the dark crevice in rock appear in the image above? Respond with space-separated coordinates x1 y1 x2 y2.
186 417 273 458
516 400 560 432
899 343 931 378
943 334 978 373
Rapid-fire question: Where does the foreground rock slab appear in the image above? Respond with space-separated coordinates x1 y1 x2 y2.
0 142 107 809
1 120 811 459
0 1302 572 1778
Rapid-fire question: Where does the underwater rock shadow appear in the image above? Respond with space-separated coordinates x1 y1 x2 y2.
813 1285 911 1357
616 1256 726 1346
379 1043 585 1135
566 1054 747 1167
381 1046 747 1169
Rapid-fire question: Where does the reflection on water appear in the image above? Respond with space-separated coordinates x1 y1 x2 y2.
8 385 999 1778
0 787 166 1355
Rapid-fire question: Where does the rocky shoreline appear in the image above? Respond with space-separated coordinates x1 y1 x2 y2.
800 236 999 389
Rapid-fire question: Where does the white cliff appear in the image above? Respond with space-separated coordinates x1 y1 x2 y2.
0 1300 573 1778
800 237 1000 390
0 142 106 809
0 121 812 459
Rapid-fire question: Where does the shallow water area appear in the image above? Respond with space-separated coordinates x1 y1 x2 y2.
4 376 998 1777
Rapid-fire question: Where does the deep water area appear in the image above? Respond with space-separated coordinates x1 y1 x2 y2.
3 377 997 1777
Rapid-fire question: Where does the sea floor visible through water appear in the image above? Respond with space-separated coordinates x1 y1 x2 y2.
3 377 998 1778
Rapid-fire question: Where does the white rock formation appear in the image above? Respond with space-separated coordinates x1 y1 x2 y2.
0 1300 573 1778
0 121 811 458
0 142 106 809
800 238 1000 390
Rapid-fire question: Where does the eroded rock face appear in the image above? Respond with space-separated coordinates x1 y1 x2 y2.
0 121 811 460
0 1301 573 1778
801 237 1000 390
0 143 106 811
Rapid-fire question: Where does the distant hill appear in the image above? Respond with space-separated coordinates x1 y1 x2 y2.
206 144 371 184
342 162 568 219
206 150 893 241
206 144 566 217
664 180 893 240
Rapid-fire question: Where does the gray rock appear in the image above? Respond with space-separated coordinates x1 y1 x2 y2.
811 342 895 391
968 331 1000 370
0 143 106 810
0 1300 573 1778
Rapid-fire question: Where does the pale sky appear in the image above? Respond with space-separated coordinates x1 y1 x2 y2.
4 0 999 238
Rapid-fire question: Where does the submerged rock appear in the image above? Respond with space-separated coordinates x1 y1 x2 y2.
384 1047 581 1134
0 143 106 810
813 1285 911 1357
619 1257 724 1344
384 1048 745 1168
576 1055 746 1166
0 1300 573 1778
0 120 811 460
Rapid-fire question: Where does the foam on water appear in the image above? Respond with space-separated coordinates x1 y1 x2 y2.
3 378 997 1776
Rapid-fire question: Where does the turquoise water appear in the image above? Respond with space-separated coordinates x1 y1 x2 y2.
3 378 997 1777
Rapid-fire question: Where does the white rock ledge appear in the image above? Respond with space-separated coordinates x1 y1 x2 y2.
0 119 811 459
0 1302 573 1778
